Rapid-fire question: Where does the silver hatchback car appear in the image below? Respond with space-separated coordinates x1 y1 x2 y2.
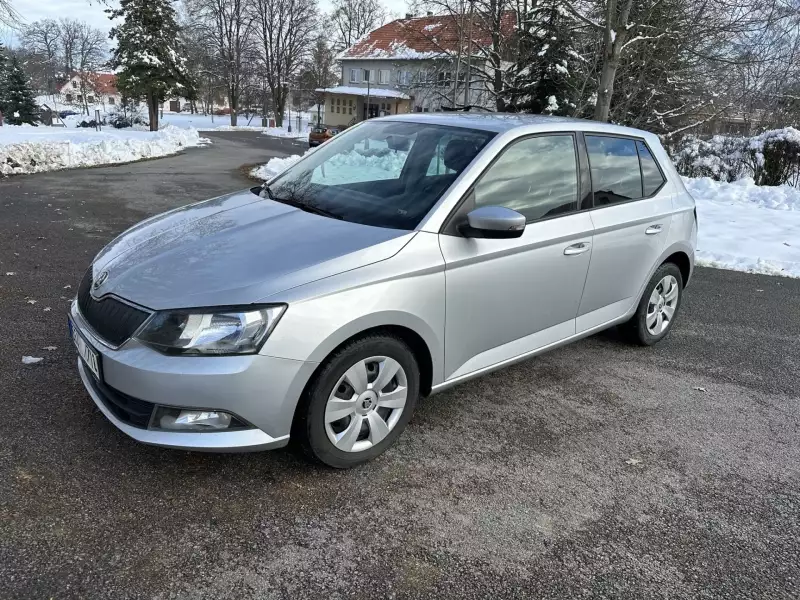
70 114 696 467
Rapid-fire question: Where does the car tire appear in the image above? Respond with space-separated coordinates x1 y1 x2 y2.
622 262 683 346
293 333 420 468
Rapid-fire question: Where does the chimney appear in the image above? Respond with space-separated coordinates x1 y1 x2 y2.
427 11 433 16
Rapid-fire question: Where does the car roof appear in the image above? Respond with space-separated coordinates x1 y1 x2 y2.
377 112 654 139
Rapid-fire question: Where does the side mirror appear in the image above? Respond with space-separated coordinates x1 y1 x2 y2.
459 206 526 239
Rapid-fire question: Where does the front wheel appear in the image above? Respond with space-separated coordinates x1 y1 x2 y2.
294 333 420 468
622 263 683 346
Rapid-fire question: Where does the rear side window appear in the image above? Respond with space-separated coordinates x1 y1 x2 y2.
586 135 642 205
637 141 665 195
473 134 578 221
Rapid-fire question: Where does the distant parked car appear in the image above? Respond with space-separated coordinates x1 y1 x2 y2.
59 110 80 119
68 114 696 468
308 125 340 147
214 107 231 116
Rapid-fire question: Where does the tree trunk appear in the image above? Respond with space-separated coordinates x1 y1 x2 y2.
272 87 285 127
148 93 159 131
229 86 238 127
593 53 619 122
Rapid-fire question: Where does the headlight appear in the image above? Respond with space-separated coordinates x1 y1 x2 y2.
135 305 286 355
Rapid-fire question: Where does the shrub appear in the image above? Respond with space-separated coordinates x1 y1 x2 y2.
746 128 800 187
671 127 800 186
671 135 748 182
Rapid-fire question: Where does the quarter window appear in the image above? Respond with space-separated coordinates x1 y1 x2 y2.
473 135 578 221
585 135 642 205
637 141 665 196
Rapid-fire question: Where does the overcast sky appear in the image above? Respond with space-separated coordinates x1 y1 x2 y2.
11 0 411 38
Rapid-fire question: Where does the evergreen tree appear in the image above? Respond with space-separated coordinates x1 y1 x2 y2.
107 0 190 131
506 1 580 116
5 57 38 125
0 43 9 121
2 53 38 125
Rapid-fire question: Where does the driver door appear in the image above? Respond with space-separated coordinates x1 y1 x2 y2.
439 134 594 381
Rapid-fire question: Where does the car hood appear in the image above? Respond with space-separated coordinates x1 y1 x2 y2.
91 189 414 310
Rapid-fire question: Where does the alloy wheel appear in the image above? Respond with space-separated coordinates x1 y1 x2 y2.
646 275 679 335
324 356 408 453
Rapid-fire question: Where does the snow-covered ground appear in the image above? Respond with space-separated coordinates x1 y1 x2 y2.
45 105 313 138
0 125 209 176
250 151 800 279
687 177 800 278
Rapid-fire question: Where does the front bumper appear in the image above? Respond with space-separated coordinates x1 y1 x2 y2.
71 301 318 452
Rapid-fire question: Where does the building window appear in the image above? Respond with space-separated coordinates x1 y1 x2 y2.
336 106 340 113
65 93 73 103
71 81 77 89
458 71 466 83
108 97 115 105
336 97 340 105
363 69 376 83
87 95 95 103
398 71 411 86
77 94 83 102
349 107 353 115
330 101 335 111
438 72 452 87
350 69 360 83
379 70 390 84
349 99 353 106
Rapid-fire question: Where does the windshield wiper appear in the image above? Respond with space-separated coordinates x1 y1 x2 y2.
263 187 343 220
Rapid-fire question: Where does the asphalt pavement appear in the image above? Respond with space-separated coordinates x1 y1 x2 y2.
1 131 799 599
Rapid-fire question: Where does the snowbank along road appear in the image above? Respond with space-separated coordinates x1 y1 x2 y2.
2 132 800 599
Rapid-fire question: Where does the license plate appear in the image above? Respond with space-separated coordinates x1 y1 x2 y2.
69 318 102 381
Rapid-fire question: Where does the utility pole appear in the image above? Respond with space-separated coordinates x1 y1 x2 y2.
364 68 371 121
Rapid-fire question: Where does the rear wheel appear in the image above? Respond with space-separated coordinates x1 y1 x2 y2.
294 333 419 468
622 263 683 346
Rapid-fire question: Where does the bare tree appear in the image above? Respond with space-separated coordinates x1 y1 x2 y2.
20 20 62 96
330 0 388 51
297 35 339 122
0 0 20 27
58 18 82 74
190 0 256 125
73 22 108 114
253 0 318 126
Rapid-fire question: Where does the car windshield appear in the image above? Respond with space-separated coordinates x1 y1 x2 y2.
266 120 495 230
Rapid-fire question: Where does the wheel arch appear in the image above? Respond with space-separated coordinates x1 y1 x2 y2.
661 249 692 287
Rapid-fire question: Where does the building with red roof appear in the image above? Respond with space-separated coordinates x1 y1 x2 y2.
317 12 516 128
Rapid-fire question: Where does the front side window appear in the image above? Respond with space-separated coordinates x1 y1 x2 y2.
472 135 579 221
586 135 643 205
266 121 495 230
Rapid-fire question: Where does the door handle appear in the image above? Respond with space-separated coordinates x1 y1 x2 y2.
564 242 591 256
645 224 663 235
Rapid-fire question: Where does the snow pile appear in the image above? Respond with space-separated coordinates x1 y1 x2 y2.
250 154 303 180
687 177 800 277
250 145 411 184
0 125 209 175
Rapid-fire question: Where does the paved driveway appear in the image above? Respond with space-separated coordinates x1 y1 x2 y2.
2 132 799 599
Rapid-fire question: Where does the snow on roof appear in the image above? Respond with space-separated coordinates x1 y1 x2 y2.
315 86 411 100
339 13 516 61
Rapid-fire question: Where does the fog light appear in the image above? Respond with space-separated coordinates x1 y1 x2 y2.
154 407 242 431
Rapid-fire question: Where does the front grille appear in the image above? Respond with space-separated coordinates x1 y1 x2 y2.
77 269 150 346
86 374 155 429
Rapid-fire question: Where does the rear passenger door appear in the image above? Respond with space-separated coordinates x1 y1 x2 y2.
577 134 671 332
